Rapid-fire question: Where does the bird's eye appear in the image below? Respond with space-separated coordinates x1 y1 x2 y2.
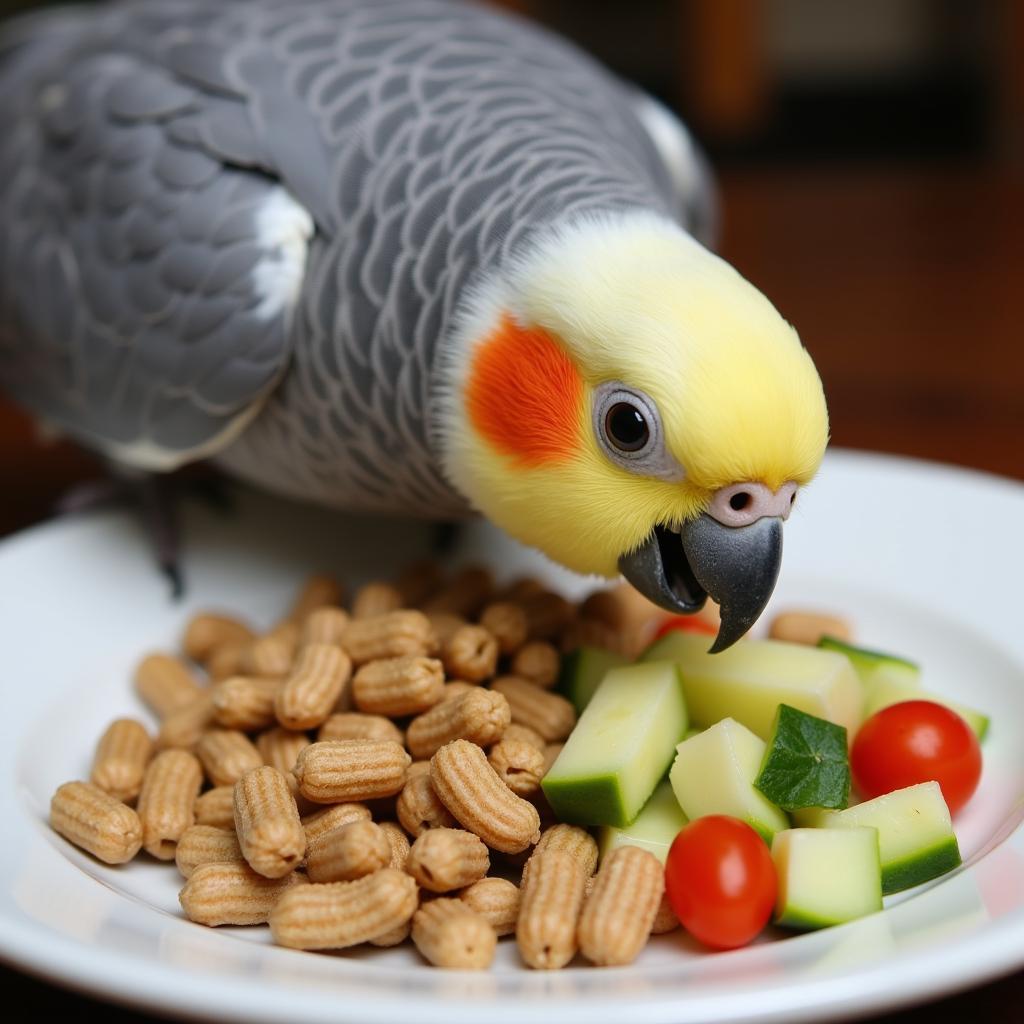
592 381 685 482
604 402 650 452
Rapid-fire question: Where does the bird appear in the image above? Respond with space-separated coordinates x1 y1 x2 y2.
0 0 828 651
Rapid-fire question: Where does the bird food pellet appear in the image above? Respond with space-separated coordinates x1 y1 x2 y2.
49 561 732 973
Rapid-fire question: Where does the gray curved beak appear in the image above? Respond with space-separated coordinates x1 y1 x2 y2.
618 514 784 653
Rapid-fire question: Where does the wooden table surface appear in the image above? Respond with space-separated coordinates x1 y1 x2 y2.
1 160 1021 1020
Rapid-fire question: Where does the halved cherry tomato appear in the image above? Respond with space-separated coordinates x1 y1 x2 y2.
851 700 982 815
653 615 717 640
664 816 777 950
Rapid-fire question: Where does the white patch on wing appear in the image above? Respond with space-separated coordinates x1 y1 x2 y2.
94 394 271 472
633 94 701 201
95 189 313 473
633 94 717 245
250 187 315 322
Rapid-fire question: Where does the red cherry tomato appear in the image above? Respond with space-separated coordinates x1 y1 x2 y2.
851 700 982 815
654 615 717 640
664 816 777 950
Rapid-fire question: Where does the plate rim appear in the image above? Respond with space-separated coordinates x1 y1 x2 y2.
1 447 1023 1023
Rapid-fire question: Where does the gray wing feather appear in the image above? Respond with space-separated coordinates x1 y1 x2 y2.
0 5 313 467
214 0 687 517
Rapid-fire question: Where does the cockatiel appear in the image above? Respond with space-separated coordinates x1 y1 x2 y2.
0 0 828 651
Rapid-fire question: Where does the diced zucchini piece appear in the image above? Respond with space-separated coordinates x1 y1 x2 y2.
772 827 883 929
669 718 789 843
598 779 687 864
542 661 688 827
755 704 850 810
816 637 989 739
557 646 630 714
642 633 863 739
863 681 989 741
822 781 961 894
817 636 920 692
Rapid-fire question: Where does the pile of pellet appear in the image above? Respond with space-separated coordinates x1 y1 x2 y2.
49 565 681 969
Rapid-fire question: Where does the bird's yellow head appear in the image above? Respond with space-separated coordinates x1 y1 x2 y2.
438 210 829 649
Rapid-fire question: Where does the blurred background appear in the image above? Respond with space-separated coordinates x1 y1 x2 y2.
0 0 1021 539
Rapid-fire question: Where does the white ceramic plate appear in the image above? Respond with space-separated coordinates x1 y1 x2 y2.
1 449 1023 1024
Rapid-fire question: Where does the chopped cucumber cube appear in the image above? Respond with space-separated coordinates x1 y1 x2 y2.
863 682 989 741
817 636 920 692
669 718 789 843
755 704 850 810
816 637 988 738
557 646 630 714
772 827 883 929
598 779 687 865
642 633 863 739
822 781 961 894
542 661 688 827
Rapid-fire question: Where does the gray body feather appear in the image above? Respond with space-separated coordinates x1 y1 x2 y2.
0 0 711 518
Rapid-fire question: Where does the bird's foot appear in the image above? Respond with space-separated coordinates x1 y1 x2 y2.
52 466 235 599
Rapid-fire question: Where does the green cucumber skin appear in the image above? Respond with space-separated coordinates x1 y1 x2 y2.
817 636 919 673
756 783 848 813
542 732 681 829
881 836 962 894
864 687 989 742
541 773 631 829
748 819 776 846
754 704 850 811
556 648 586 710
818 636 990 740
598 779 689 864
545 661 687 828
775 907 872 931
557 647 629 714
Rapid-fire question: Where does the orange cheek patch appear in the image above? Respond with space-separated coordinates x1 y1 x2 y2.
465 314 583 466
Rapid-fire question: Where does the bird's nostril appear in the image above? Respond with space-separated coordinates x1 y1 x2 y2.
729 492 752 512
